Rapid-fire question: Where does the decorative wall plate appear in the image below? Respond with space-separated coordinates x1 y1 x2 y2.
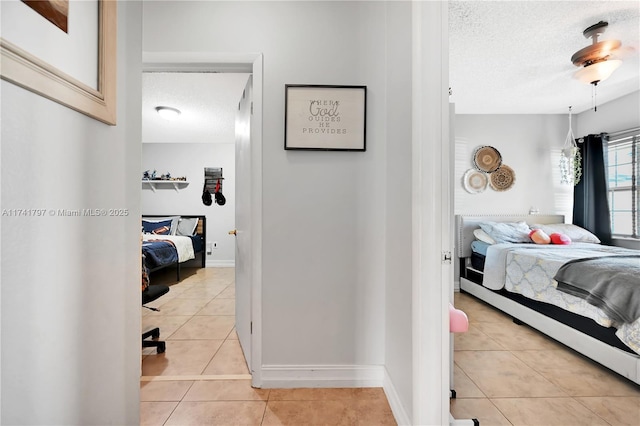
473 146 503 173
490 164 515 191
463 169 488 194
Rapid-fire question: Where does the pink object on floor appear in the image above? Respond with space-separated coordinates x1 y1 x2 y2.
449 303 469 333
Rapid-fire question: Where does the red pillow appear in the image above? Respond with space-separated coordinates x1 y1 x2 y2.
550 233 571 245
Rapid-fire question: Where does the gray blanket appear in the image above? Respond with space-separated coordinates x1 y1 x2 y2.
555 255 640 324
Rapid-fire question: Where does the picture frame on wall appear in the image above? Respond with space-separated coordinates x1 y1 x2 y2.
284 85 367 151
0 0 117 125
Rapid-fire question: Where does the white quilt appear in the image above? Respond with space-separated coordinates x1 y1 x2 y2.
142 234 195 262
482 243 640 355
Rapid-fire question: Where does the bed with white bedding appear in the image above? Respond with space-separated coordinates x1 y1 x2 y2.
456 214 640 385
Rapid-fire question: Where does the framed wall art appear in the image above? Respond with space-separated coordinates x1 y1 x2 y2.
284 84 366 151
0 0 117 125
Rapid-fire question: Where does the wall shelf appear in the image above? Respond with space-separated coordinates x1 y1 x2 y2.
142 180 189 192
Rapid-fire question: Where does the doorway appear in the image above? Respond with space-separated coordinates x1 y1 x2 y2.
141 52 263 387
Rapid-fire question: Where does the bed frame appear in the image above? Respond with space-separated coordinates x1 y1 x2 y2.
456 214 640 385
144 215 207 281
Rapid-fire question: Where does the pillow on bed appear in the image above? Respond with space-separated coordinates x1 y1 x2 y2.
529 229 551 244
530 223 601 244
142 219 172 235
550 232 572 245
176 217 199 236
473 229 496 245
142 216 180 235
478 221 531 244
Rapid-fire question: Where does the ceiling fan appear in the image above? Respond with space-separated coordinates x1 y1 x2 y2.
571 21 626 86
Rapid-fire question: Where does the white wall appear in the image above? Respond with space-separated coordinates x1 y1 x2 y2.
0 2 142 424
384 0 414 418
454 114 573 218
143 0 410 401
576 90 640 136
142 143 236 266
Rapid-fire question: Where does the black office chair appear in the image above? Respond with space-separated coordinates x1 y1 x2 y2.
142 255 170 353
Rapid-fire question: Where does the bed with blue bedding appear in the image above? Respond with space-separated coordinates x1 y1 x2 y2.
142 215 206 281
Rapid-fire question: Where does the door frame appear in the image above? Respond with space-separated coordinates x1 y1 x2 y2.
141 52 263 386
411 2 450 424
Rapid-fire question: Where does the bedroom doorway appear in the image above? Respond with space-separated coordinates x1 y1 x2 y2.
141 52 264 386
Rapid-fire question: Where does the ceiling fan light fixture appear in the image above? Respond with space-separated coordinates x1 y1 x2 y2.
574 59 622 85
155 106 181 120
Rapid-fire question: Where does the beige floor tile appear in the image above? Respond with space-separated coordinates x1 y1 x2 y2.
227 327 239 340
140 401 178 426
140 380 194 401
455 350 567 398
355 399 397 425
575 396 640 425
169 315 235 340
153 297 210 316
177 283 229 299
141 315 192 339
202 339 250 375
183 379 269 401
454 293 512 323
262 400 357 425
217 286 236 299
475 321 562 351
449 398 511 425
491 397 609 425
165 401 266 426
142 339 224 376
512 349 640 397
197 298 236 315
452 364 485 398
454 327 505 351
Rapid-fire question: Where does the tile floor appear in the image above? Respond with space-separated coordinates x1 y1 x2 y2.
140 267 396 425
451 291 640 425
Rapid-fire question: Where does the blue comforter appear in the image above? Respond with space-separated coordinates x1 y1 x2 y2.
142 240 178 269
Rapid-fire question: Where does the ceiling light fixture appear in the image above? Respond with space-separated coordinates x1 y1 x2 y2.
571 21 624 111
155 106 181 120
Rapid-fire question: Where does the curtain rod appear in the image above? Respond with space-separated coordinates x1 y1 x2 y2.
606 126 640 138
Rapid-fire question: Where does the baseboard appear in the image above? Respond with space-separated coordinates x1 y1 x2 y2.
260 364 384 388
205 260 235 268
383 368 412 426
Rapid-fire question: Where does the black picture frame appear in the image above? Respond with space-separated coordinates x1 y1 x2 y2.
284 84 367 151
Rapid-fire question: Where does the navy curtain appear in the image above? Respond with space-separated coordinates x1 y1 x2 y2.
573 133 612 245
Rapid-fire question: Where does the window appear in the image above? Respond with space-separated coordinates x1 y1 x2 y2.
606 130 639 239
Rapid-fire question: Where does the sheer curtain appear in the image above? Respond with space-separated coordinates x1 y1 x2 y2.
573 133 612 245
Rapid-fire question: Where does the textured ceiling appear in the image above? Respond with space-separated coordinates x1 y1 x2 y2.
142 72 249 144
141 1 640 141
450 0 640 114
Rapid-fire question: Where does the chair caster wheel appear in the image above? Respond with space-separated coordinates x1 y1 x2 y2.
157 342 166 353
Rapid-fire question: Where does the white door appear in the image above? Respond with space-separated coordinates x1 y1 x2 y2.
234 76 253 372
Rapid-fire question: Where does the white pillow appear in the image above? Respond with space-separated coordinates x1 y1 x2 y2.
473 228 496 245
479 221 531 244
176 217 199 236
530 223 601 244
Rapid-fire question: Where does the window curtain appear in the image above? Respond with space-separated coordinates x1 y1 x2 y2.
573 133 612 245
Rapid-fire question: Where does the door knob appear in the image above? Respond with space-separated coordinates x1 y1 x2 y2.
229 229 237 235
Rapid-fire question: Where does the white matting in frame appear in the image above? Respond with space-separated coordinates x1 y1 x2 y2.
285 85 366 151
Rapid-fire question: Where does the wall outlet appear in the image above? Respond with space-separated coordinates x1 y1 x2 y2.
212 241 218 249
